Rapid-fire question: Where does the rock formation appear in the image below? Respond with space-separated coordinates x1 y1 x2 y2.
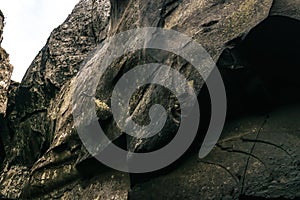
0 0 300 199
0 10 13 116
0 9 13 173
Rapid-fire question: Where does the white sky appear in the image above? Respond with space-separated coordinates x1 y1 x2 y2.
0 0 79 82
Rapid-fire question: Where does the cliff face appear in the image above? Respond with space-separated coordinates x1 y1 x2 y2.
0 10 13 172
0 10 13 116
6 0 110 167
0 0 300 199
0 1 113 198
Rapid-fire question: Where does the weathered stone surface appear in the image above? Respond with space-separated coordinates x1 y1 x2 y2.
130 105 300 199
1 0 113 198
271 0 300 20
0 165 30 198
6 0 111 166
105 0 273 154
0 10 13 116
0 9 14 183
23 169 129 200
20 63 129 198
1 0 300 199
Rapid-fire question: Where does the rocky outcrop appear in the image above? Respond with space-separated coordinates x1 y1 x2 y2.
5 0 110 167
0 9 14 198
0 0 111 198
0 9 13 169
0 10 13 116
0 0 300 199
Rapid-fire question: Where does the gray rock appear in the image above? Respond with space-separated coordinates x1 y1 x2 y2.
1 0 300 199
0 8 13 176
270 0 300 20
0 10 13 116
130 105 300 199
6 0 111 166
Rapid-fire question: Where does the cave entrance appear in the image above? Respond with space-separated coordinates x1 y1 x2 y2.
217 15 300 117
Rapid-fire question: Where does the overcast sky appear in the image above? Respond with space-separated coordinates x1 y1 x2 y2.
0 0 79 81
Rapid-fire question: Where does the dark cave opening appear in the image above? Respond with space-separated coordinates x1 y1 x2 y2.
130 15 300 187
218 15 300 117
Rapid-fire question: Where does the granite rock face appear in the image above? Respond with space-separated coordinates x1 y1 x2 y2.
0 10 13 116
0 10 16 200
6 0 111 167
0 0 114 198
0 9 13 173
0 0 300 199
